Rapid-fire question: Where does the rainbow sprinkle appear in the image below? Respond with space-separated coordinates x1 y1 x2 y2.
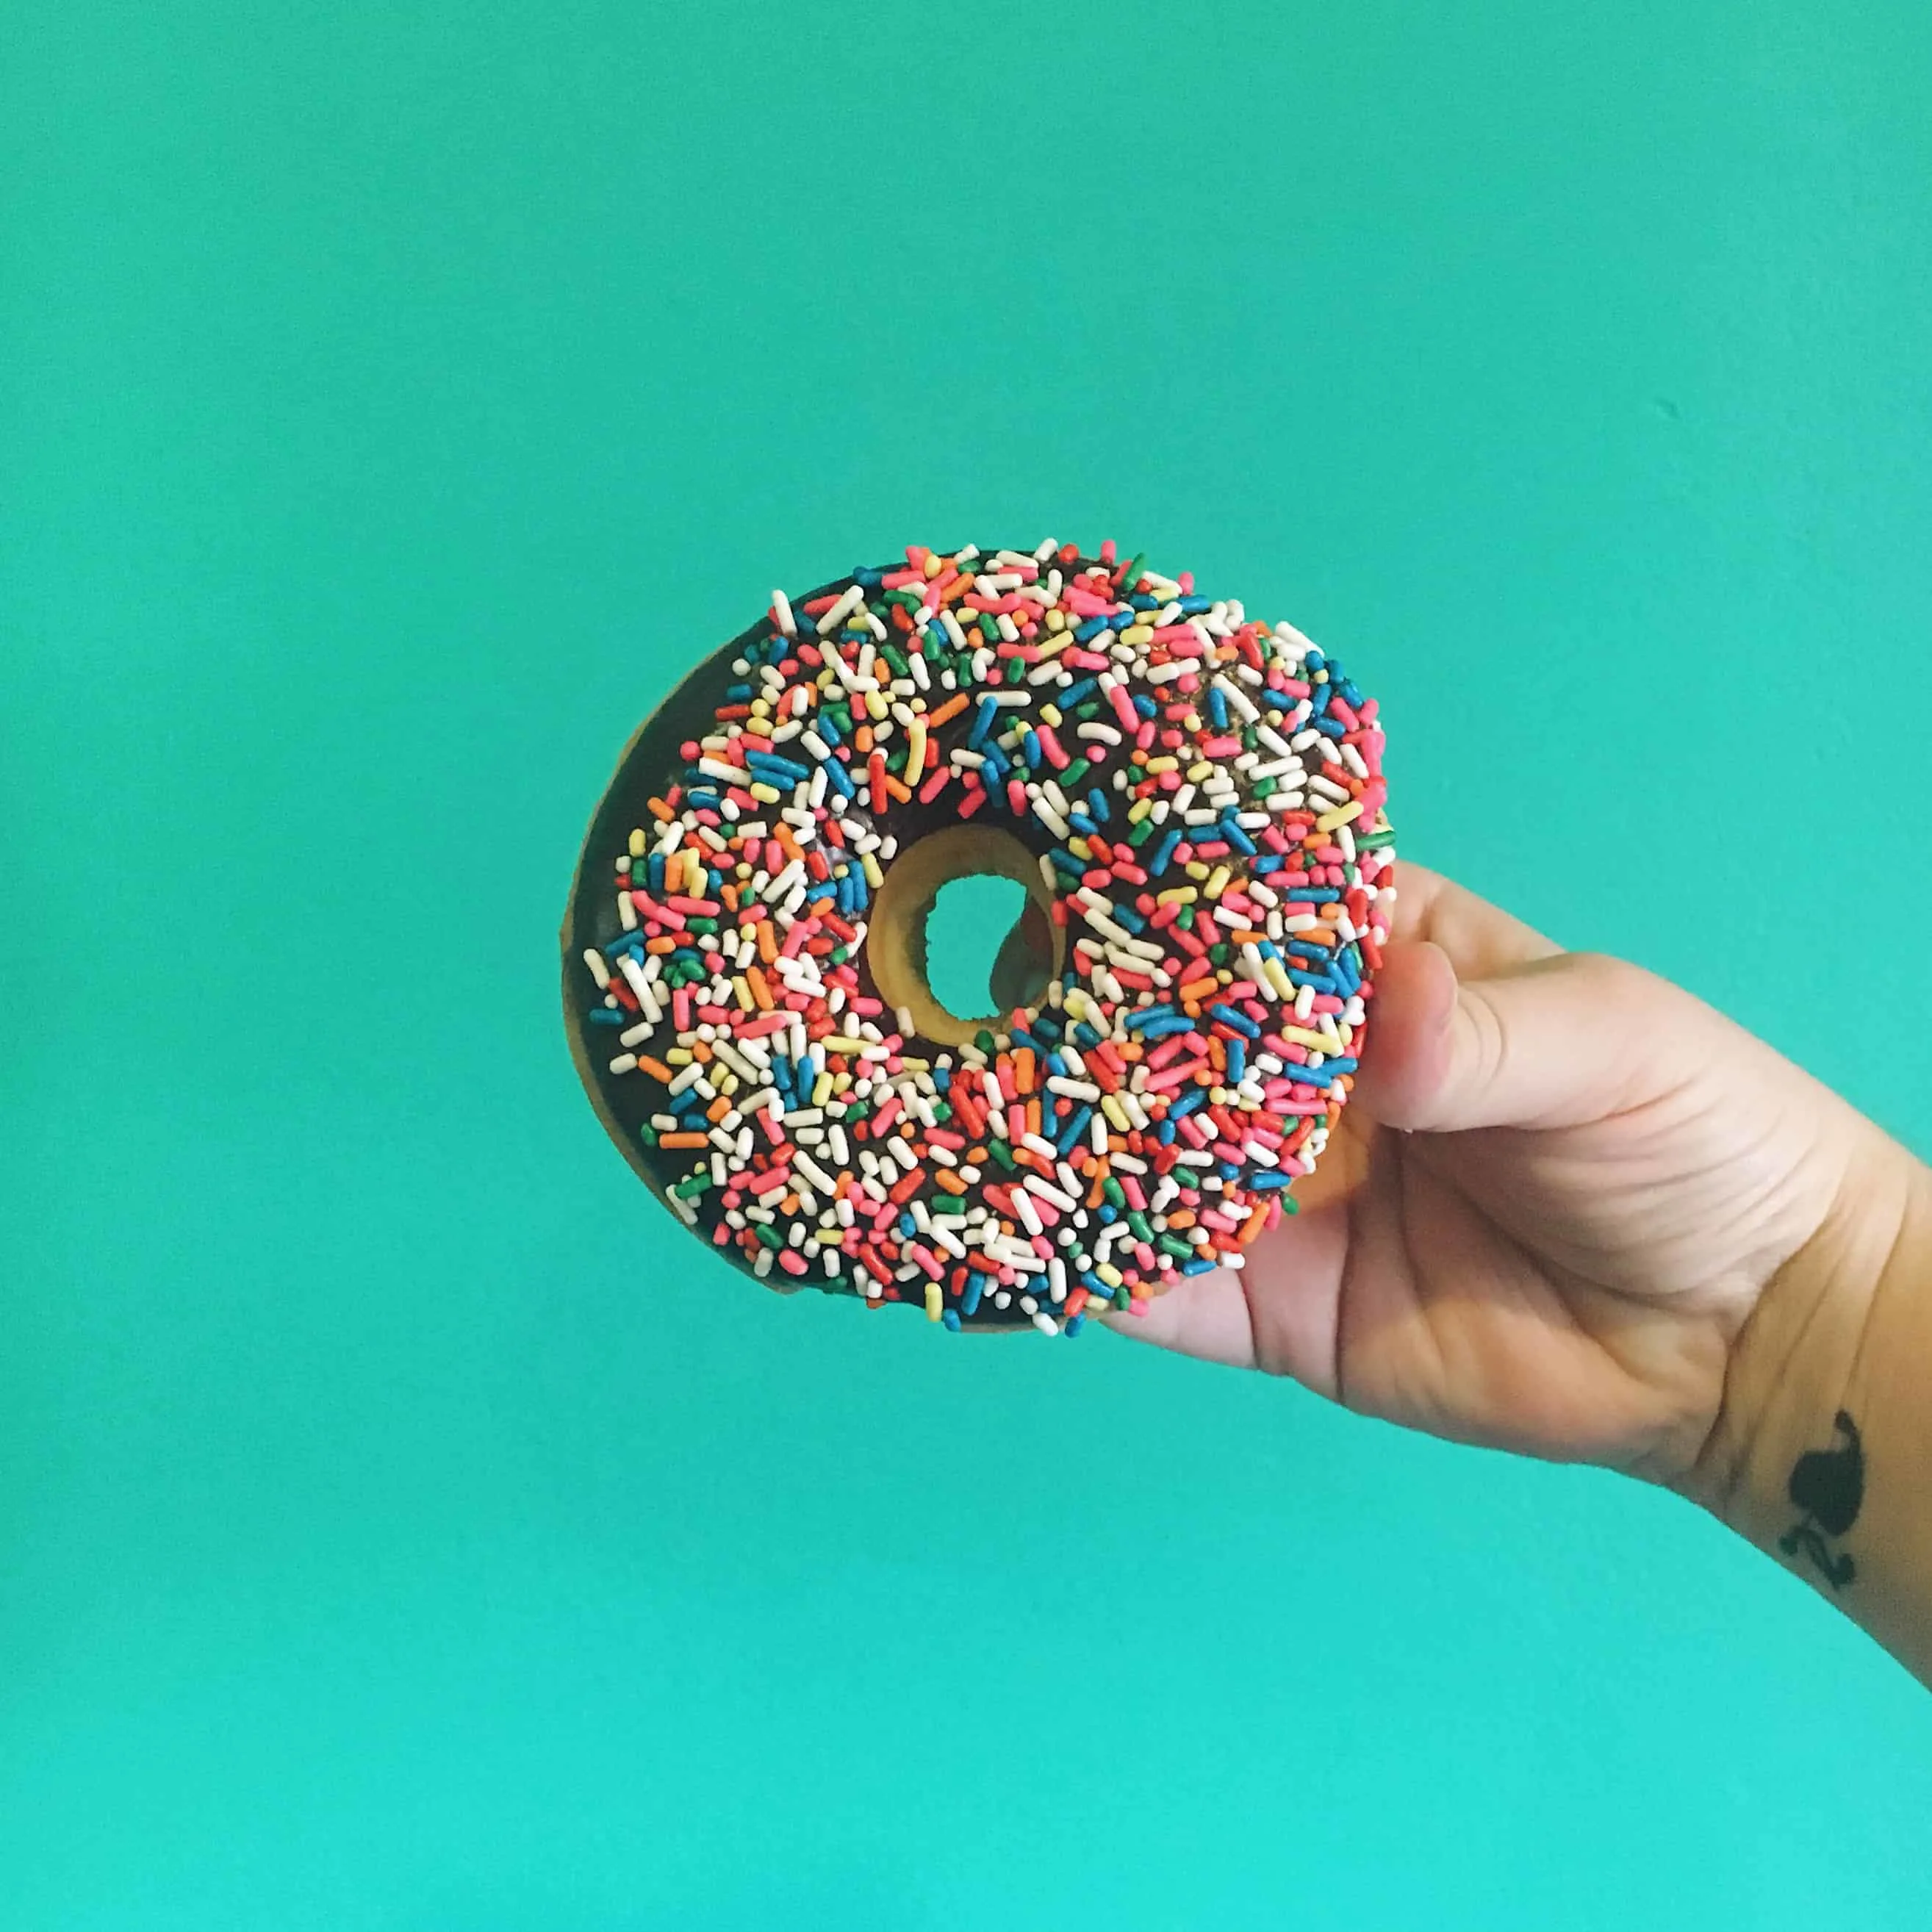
572 540 1394 1334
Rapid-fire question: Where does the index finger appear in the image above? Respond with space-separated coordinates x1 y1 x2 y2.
1387 862 1561 980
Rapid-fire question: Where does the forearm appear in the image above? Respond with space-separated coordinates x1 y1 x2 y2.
1688 1126 1932 1682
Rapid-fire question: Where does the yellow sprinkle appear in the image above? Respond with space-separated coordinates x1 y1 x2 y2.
1127 797 1152 824
811 1071 834 1107
1144 755 1179 774
1204 866 1231 899
667 1047 694 1066
1044 607 1066 631
1315 800 1364 833
1035 631 1069 658
732 976 755 1012
924 1282 943 1321
1185 860 1210 882
905 719 927 786
1038 704 1063 728
749 782 782 804
861 852 883 888
1265 958 1296 1000
1157 886 1199 905
1121 625 1153 646
1068 836 1092 861
821 1035 866 1053
1100 1094 1132 1133
924 552 943 579
864 687 888 722
1096 1263 1125 1290
628 828 647 859
715 1069 739 1096
1186 760 1215 783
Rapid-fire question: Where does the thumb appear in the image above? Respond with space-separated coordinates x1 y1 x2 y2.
1356 940 1664 1135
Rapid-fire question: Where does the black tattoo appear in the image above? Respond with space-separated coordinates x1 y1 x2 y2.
1778 1410 1863 1591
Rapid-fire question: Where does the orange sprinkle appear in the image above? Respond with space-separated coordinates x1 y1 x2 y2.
638 1056 674 1082
647 797 674 823
746 966 774 1011
645 936 677 955
658 1132 708 1149
926 692 971 729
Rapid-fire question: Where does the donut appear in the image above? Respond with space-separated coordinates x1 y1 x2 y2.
562 539 1395 1334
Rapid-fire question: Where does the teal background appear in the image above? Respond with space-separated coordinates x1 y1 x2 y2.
7 2 1932 1925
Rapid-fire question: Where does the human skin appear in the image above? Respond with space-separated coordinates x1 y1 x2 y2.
1107 865 1932 1684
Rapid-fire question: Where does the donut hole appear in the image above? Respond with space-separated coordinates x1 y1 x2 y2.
867 825 1063 1049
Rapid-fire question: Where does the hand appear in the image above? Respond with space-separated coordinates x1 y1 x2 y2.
1108 865 1874 1487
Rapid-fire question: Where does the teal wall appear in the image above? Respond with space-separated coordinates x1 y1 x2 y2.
7 4 1932 1926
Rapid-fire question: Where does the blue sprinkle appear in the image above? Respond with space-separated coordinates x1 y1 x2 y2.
1150 828 1184 876
1210 1002 1262 1039
969 695 1002 749
818 755 855 799
1124 1005 1178 1033
1252 1170 1293 1189
1055 1105 1094 1155
1074 617 1108 642
1182 1257 1218 1276
1226 1038 1245 1084
1086 788 1110 822
748 751 810 783
1171 1088 1207 1118
1207 686 1228 730
586 1009 627 1027
1219 816 1257 856
963 1273 988 1318
1065 1314 1086 1337
942 1309 963 1332
1132 694 1158 719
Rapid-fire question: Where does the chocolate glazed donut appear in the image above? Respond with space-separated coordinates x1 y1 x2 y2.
563 541 1394 1334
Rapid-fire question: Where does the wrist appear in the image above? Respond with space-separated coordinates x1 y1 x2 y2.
1683 1120 1920 1562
